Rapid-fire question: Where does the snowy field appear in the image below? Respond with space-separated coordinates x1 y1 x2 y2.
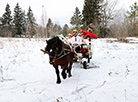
0 37 138 102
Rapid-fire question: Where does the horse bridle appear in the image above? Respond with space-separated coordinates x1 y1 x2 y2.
49 48 57 59
48 46 62 64
48 44 71 64
46 40 73 64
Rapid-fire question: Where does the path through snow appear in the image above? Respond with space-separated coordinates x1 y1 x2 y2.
0 37 138 102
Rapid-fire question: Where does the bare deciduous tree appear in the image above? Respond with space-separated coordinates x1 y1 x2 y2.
110 9 131 38
100 0 119 37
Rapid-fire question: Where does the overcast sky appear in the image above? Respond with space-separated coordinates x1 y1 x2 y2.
0 0 137 27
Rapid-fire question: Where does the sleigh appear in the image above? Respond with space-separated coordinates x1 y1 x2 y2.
58 34 94 69
73 42 93 69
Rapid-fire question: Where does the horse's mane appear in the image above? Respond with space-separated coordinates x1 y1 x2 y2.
49 36 70 48
46 36 64 51
47 36 62 45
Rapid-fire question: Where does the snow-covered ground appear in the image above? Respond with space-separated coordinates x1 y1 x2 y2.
0 37 138 102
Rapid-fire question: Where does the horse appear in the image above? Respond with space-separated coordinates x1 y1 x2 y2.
41 36 75 84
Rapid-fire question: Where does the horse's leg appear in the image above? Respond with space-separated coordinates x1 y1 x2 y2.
61 68 67 79
68 62 73 77
61 64 68 79
54 65 61 84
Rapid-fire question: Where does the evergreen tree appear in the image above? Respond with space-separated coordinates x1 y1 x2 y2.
0 18 2 25
13 3 26 37
126 2 138 36
27 6 36 37
82 0 102 28
46 18 53 37
21 10 27 35
0 17 3 37
57 25 62 34
62 24 69 36
70 7 82 30
52 24 62 36
0 3 13 37
53 24 58 33
1 3 12 26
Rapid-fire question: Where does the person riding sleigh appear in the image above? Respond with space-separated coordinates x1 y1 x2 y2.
81 23 98 39
70 29 82 52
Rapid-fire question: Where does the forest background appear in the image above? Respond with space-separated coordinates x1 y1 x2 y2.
0 0 138 39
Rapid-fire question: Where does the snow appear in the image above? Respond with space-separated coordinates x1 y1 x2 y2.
0 37 138 102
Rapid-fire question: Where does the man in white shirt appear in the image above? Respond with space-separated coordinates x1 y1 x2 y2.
71 29 82 52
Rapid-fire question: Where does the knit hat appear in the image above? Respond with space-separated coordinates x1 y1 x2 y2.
88 23 95 30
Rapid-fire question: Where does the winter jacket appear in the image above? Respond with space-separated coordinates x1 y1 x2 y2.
81 30 98 39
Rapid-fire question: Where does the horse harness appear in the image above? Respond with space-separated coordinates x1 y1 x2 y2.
49 42 74 61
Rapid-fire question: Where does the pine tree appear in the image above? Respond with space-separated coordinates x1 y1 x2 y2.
70 7 82 30
62 24 69 36
21 10 27 35
52 24 62 36
82 0 102 28
46 18 53 37
13 3 26 37
126 2 138 36
27 6 36 37
53 24 58 33
0 3 12 37
1 3 12 26
0 18 2 25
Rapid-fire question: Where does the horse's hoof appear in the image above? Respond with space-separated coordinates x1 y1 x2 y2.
56 80 61 84
62 72 67 79
63 74 67 79
68 75 72 77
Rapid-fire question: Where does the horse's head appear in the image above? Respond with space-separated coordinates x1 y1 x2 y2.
45 36 62 64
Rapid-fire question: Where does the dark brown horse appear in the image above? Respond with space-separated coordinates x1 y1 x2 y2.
41 36 75 84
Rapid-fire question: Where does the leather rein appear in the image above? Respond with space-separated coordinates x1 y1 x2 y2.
49 43 73 61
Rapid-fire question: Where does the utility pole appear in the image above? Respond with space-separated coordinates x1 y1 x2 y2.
45 8 48 38
41 5 48 38
41 5 45 38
